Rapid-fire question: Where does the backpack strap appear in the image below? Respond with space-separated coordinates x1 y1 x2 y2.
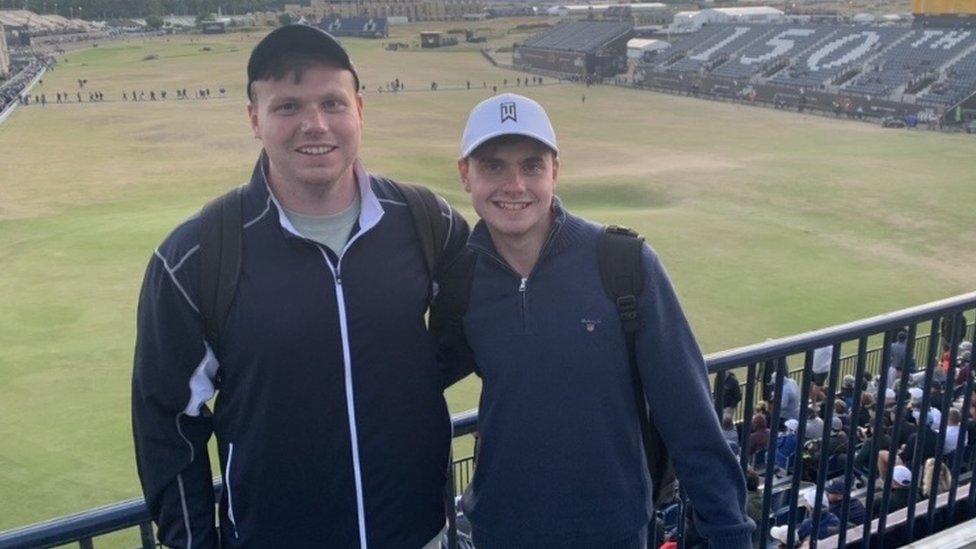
394 181 448 282
199 186 243 348
599 225 676 507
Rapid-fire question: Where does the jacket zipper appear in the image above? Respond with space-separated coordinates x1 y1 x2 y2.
225 443 240 539
468 222 561 335
518 277 527 332
318 235 370 549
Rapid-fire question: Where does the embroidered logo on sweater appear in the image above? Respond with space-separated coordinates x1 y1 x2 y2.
581 319 601 332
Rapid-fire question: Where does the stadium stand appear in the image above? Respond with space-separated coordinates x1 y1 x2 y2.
665 25 775 75
711 26 833 80
0 56 49 122
844 29 976 97
520 21 632 55
768 27 908 89
634 21 976 123
515 21 632 77
918 43 976 106
318 16 389 39
644 24 730 67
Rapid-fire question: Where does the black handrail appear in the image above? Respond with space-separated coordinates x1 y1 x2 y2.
2 291 975 549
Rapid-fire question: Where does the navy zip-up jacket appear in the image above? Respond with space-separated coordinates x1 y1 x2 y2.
460 201 754 548
132 155 471 548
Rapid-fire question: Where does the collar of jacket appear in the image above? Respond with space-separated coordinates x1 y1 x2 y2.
467 195 585 269
244 151 385 240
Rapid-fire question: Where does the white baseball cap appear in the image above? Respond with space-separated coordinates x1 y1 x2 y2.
893 465 912 486
459 93 558 158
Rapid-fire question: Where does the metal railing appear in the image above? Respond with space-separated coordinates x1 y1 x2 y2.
1 292 975 549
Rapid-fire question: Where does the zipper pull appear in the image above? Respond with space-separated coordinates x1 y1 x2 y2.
335 267 342 285
519 278 527 293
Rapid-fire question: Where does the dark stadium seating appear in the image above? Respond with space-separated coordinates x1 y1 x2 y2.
638 22 976 112
918 44 976 106
711 26 831 80
521 21 632 54
319 17 389 39
845 29 976 97
666 25 776 75
768 27 908 88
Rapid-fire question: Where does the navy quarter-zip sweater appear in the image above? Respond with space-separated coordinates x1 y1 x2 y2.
460 201 754 548
132 155 471 548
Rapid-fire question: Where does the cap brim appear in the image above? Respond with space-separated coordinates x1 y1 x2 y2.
461 128 558 158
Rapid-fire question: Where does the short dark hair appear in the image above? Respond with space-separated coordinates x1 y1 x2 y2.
248 53 357 101
468 134 557 160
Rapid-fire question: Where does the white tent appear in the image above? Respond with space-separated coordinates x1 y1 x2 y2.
627 38 669 59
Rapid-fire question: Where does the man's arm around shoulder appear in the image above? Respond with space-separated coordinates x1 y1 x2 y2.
428 199 477 389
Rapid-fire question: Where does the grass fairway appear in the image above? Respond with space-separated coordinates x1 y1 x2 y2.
1 23 975 539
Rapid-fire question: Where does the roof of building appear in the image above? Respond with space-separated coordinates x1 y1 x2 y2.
522 20 633 53
708 7 785 16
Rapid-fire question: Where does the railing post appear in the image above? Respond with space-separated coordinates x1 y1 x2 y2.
906 318 943 540
809 343 842 549
446 446 458 549
949 315 976 520
759 357 787 548
139 521 155 549
78 538 93 549
837 336 869 548
863 329 895 548
875 330 900 539
787 350 814 549
738 363 756 472
927 312 963 534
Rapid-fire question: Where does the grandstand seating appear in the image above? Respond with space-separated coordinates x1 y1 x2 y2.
638 22 976 110
845 29 976 97
319 17 388 38
769 27 909 88
644 25 730 68
520 21 632 54
918 43 976 106
666 25 775 75
712 26 833 80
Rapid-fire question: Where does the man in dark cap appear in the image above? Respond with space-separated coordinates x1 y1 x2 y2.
133 25 472 548
825 479 867 526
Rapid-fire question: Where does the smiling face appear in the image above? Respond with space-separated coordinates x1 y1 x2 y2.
248 62 363 197
459 136 558 246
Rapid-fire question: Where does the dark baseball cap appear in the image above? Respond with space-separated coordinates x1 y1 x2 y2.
825 479 846 495
246 24 360 101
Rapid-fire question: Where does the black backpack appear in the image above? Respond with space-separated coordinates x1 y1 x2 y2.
198 189 675 507
600 225 677 507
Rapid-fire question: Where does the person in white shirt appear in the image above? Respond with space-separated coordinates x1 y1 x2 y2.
944 408 964 455
812 345 833 387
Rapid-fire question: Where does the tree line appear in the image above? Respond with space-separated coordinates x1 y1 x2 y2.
0 0 295 19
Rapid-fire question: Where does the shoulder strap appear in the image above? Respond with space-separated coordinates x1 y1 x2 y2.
600 225 644 334
394 182 448 281
199 186 243 348
599 225 676 507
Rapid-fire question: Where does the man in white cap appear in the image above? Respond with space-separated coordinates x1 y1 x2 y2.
455 93 754 547
768 487 840 546
873 465 914 515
